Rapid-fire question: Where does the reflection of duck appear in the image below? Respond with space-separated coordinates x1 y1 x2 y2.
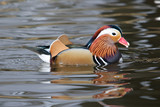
51 87 132 100
51 71 129 86
27 25 129 66
50 64 129 86
93 71 129 86
93 87 132 99
48 65 132 100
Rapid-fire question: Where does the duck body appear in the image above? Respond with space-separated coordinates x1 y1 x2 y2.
52 47 122 66
54 48 94 65
28 25 129 66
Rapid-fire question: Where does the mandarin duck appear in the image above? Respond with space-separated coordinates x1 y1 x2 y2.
27 25 129 66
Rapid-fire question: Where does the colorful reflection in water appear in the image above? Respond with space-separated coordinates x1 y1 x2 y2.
50 65 132 100
0 0 160 107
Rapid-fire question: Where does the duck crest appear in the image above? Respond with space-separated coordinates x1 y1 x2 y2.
85 25 110 48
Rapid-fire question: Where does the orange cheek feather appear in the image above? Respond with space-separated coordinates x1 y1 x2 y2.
89 35 117 58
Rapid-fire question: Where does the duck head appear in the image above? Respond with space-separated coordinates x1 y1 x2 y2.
86 25 129 58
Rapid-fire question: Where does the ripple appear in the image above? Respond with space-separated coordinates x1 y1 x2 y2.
0 0 160 107
140 96 157 100
1 101 44 107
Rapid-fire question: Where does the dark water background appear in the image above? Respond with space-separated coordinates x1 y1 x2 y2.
0 0 160 107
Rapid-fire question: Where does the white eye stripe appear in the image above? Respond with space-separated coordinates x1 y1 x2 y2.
96 28 119 39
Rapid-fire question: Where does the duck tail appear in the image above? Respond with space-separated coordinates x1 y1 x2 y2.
24 45 51 63
24 34 72 63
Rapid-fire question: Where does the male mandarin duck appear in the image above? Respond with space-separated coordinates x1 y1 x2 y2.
28 25 129 66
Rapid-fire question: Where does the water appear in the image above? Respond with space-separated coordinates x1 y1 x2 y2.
0 0 160 107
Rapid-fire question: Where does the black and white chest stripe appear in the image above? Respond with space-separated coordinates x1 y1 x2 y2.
93 55 123 65
93 55 108 65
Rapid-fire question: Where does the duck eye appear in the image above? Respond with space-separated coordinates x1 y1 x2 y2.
112 32 116 36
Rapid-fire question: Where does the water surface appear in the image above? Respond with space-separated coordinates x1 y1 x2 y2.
0 0 160 107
